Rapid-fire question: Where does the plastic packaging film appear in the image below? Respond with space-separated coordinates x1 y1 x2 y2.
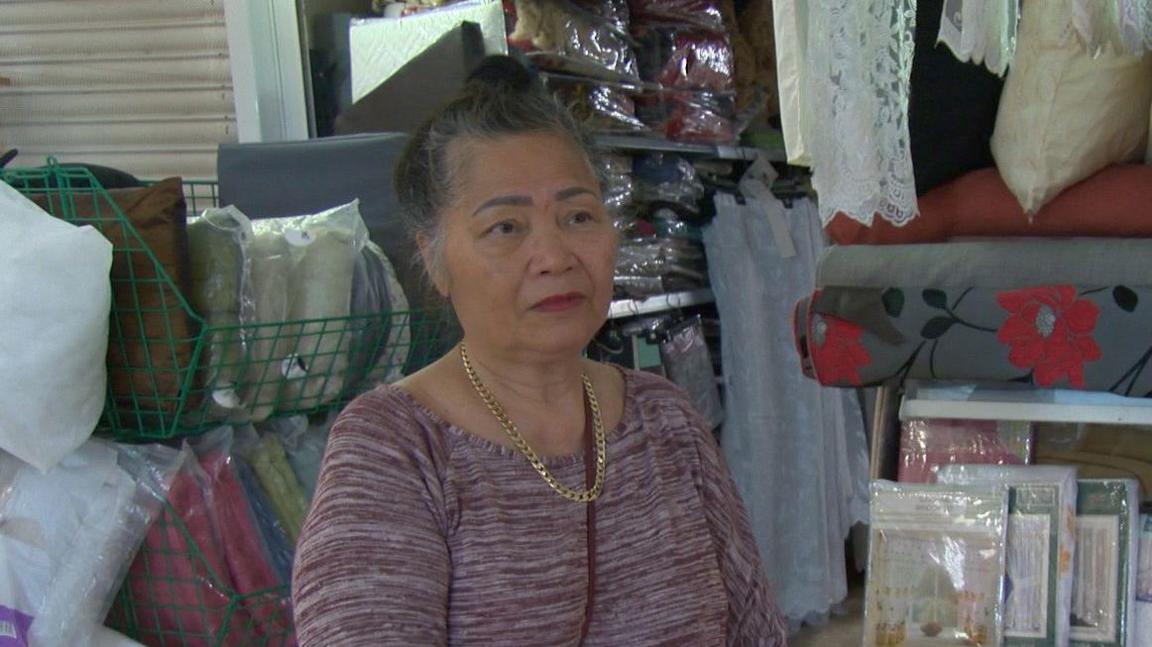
634 25 734 92
865 480 1010 647
0 440 182 647
188 206 257 419
936 465 1078 647
545 74 648 134
659 316 723 429
627 0 725 32
899 417 1034 483
508 0 640 81
246 201 369 421
1134 513 1152 646
1069 479 1139 647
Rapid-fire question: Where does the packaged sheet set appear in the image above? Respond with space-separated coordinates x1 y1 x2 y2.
866 480 1010 647
1070 479 1139 646
938 465 1079 647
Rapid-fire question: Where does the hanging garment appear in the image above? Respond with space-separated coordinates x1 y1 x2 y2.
1073 0 1152 56
792 0 919 227
936 0 1019 76
772 0 810 166
702 193 869 624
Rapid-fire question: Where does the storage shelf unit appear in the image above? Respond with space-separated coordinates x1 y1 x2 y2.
899 383 1152 426
608 288 714 320
591 134 783 161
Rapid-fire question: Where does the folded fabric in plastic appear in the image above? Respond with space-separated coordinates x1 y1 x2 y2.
634 25 734 92
117 453 255 647
263 415 333 501
543 74 647 133
0 181 111 472
1070 479 1139 647
937 465 1078 647
1136 514 1152 647
1033 423 1152 504
201 444 295 643
247 434 310 543
116 428 295 646
187 206 255 417
0 440 180 647
866 480 1010 647
627 0 724 31
825 165 1152 246
234 457 296 584
245 201 367 420
899 417 1033 483
508 0 640 81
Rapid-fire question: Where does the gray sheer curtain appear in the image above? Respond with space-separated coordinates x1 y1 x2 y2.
703 193 869 625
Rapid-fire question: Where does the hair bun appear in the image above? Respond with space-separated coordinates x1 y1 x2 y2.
466 55 537 93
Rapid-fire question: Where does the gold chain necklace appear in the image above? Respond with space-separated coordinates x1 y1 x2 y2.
459 343 607 503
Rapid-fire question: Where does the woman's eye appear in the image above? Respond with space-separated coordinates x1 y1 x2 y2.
486 220 520 236
569 210 594 225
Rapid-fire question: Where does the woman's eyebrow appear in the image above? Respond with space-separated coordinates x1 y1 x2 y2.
472 194 532 217
472 186 596 217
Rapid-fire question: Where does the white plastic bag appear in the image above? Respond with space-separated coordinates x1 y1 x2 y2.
0 440 182 647
0 182 113 472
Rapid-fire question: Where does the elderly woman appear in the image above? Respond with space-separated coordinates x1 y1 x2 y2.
292 57 787 646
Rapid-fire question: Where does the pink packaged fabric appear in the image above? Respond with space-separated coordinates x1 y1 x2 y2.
898 418 1034 483
119 467 256 647
200 449 297 646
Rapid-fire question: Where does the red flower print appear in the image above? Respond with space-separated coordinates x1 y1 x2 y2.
996 286 1101 387
810 313 872 385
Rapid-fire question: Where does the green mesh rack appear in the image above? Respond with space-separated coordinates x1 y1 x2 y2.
2 163 456 440
105 499 296 647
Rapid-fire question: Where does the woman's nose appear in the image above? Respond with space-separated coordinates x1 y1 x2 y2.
527 224 576 274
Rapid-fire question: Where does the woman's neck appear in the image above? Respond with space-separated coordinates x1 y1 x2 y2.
459 340 585 408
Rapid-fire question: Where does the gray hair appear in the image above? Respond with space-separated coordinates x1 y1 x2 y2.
394 58 601 279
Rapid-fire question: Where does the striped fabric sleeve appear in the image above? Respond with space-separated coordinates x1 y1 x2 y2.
690 406 789 646
292 395 451 647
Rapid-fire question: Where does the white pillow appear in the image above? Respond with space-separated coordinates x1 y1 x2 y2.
992 0 1152 215
0 182 112 471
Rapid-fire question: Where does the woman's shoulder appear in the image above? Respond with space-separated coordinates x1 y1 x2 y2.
615 367 697 409
330 381 454 463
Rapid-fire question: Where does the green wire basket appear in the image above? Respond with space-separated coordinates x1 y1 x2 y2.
2 163 455 440
105 498 296 647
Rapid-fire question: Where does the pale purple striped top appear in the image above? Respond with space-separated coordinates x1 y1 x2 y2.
292 369 787 646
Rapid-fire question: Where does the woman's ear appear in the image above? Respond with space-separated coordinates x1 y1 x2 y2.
416 232 450 297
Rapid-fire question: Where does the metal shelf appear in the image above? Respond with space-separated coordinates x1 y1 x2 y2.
592 134 784 162
608 288 714 319
899 383 1152 426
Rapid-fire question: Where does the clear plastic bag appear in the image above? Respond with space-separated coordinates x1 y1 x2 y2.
262 414 334 500
187 206 256 418
348 241 411 389
1070 479 1139 645
634 25 734 92
1032 422 1152 504
545 74 648 133
601 153 637 216
247 201 369 421
635 90 736 143
898 417 1033 483
632 153 705 209
508 0 640 81
119 426 293 646
627 0 724 32
936 465 1078 646
866 480 1010 647
0 440 181 647
659 316 723 428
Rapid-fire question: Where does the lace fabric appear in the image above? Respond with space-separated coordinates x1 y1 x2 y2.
802 0 920 227
1073 0 1152 55
936 0 1020 76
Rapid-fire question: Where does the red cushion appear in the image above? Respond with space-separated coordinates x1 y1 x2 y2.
826 164 1152 245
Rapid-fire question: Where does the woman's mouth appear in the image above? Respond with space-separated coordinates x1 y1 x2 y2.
532 292 585 312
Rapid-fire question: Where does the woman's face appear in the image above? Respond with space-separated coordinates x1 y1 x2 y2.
431 132 618 360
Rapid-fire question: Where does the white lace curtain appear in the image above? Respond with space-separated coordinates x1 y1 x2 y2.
774 0 919 228
773 0 1151 229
